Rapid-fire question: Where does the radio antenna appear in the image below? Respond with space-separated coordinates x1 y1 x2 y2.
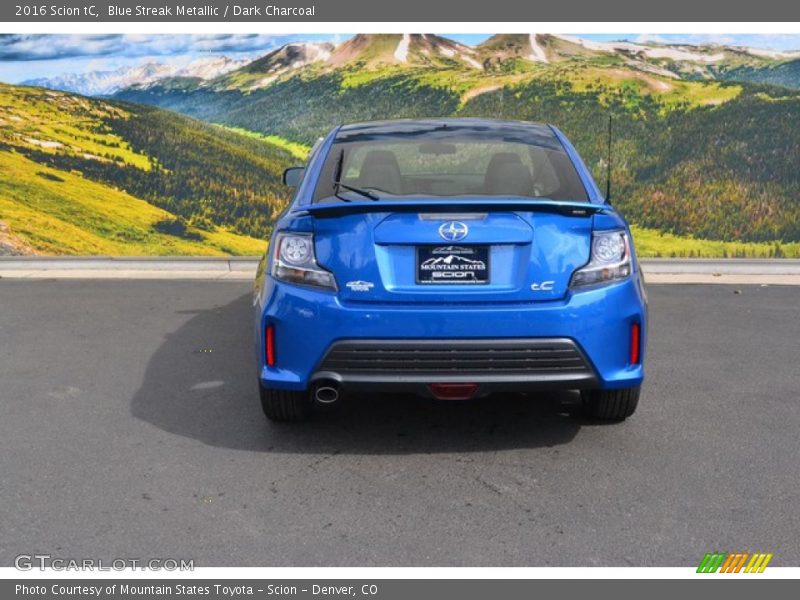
605 114 613 203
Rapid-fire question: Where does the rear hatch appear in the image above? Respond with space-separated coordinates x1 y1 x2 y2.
305 199 600 304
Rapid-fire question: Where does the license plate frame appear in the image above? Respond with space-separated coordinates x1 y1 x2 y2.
416 245 490 285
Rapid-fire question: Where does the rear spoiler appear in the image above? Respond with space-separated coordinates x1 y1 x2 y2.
295 198 608 218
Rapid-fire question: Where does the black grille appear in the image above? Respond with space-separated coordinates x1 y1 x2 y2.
317 339 591 376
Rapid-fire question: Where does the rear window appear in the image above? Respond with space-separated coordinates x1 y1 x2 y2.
312 122 588 203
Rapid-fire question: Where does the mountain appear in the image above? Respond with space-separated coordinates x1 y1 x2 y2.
213 42 334 90
0 83 299 255
185 36 482 92
22 56 249 96
28 34 798 98
10 34 800 254
476 34 595 69
114 33 800 97
474 34 800 84
111 33 800 246
36 34 795 98
325 34 482 70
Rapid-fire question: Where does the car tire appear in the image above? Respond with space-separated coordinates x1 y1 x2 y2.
259 386 312 422
581 386 640 421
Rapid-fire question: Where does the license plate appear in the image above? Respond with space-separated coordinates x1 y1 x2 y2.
416 245 490 285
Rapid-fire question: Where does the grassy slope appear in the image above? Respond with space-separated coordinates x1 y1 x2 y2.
0 83 289 255
717 59 800 90
631 226 800 258
212 119 800 258
120 72 800 257
12 52 800 257
0 150 264 255
216 125 311 161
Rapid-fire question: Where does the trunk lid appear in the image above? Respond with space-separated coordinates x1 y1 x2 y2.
305 199 600 304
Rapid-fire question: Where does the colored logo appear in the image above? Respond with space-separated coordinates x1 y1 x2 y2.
438 221 469 242
697 552 773 573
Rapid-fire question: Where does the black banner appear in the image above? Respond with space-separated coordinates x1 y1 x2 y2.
3 0 799 22
4 579 799 600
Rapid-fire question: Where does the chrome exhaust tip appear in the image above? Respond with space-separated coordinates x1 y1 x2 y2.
314 385 339 404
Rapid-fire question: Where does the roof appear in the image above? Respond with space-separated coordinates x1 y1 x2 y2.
335 118 562 149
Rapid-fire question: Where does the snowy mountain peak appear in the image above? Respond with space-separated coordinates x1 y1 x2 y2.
327 34 482 70
23 55 249 96
242 42 334 74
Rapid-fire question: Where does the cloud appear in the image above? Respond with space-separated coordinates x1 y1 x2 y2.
0 34 308 61
680 34 737 47
629 33 800 51
633 34 667 44
0 34 123 61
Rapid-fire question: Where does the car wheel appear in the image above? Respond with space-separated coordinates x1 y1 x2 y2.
581 386 640 421
259 386 312 422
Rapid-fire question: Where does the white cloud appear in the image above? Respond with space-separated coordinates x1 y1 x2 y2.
633 34 668 44
0 34 326 62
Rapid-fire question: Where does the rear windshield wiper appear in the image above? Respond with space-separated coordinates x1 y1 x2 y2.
333 180 380 201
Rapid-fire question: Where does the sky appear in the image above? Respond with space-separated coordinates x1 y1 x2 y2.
1 33 800 83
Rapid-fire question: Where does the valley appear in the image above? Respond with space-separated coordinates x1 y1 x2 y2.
6 33 800 256
0 83 293 255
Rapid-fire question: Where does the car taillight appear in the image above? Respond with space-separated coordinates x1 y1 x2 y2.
266 324 276 367
570 230 632 289
630 322 641 365
271 232 337 291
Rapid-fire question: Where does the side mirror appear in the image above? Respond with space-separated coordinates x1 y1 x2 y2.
282 166 305 187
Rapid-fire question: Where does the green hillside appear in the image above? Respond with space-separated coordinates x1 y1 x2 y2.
715 59 800 90
7 34 800 257
0 83 296 255
461 77 800 244
117 45 800 248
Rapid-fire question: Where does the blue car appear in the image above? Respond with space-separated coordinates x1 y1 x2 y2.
254 118 647 421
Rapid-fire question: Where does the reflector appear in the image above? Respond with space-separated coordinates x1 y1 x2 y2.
630 322 641 365
428 383 479 400
266 324 276 367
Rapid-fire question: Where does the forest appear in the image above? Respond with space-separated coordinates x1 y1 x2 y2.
117 69 800 245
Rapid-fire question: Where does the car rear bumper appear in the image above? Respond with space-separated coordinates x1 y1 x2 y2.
255 274 647 393
312 337 598 397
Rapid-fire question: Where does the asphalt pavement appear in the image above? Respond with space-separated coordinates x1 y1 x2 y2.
0 280 798 567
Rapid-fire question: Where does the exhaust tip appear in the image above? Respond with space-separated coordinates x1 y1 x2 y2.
314 385 339 404
428 383 479 400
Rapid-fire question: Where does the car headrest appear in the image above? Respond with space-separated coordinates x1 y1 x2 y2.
359 150 403 193
361 150 401 172
484 153 532 195
485 152 522 172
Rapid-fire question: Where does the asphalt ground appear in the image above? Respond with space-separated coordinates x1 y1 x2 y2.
0 281 798 567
